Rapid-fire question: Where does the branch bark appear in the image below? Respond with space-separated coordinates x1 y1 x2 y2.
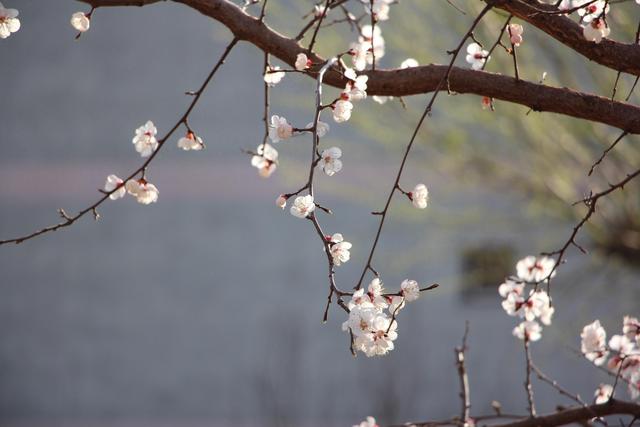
494 0 640 77
399 400 640 427
79 0 640 133
494 400 640 427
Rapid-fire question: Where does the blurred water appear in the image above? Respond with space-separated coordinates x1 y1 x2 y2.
0 2 639 427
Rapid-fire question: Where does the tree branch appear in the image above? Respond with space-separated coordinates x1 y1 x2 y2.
494 401 640 427
398 401 640 427
494 0 640 76
78 0 640 134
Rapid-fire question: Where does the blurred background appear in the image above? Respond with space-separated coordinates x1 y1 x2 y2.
0 1 639 426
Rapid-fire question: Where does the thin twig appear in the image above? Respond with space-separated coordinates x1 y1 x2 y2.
0 38 239 245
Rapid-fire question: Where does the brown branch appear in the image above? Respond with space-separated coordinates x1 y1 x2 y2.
492 401 640 427
355 2 497 290
78 0 640 134
393 401 640 427
493 0 640 76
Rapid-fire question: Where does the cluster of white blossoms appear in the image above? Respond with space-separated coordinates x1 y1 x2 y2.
0 2 20 39
342 278 420 357
575 0 611 43
361 0 394 21
580 317 640 400
498 256 556 342
350 25 385 71
103 174 159 205
540 0 611 43
105 119 209 204
331 67 368 123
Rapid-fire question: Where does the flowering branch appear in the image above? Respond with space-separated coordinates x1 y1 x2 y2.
391 401 640 427
0 37 239 245
355 1 496 289
77 0 640 134
540 167 640 286
493 0 640 76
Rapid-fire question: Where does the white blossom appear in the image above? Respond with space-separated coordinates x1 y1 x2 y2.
410 183 429 209
332 99 353 122
508 24 523 46
465 43 489 70
513 320 542 342
353 416 378 427
575 0 609 23
609 334 635 357
594 384 613 404
329 233 352 266
268 115 293 143
104 174 126 200
583 19 610 43
350 25 385 70
516 255 556 283
607 339 637 373
250 143 278 178
360 25 385 61
350 41 369 71
295 53 311 71
623 316 640 342
368 278 389 311
362 0 392 21
177 131 204 151
305 120 330 137
132 120 158 157
502 291 525 317
581 320 609 366
320 147 343 176
276 194 287 209
347 289 375 311
400 279 420 302
290 195 315 218
70 12 90 33
0 2 20 39
498 279 524 298
357 314 398 357
125 179 159 205
400 58 419 69
501 289 554 324
344 68 369 101
264 66 285 86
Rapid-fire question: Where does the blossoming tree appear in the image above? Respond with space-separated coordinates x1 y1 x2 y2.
1 0 639 426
